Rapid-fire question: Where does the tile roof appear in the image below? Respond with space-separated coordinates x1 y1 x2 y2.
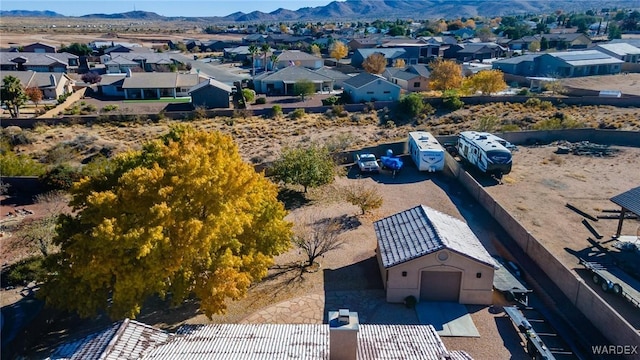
0 52 77 67
1 70 70 89
374 205 496 268
314 67 351 80
122 73 202 89
610 186 640 216
106 53 181 65
46 318 171 360
407 64 430 77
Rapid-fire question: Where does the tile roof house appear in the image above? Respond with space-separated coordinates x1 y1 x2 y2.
101 53 184 74
383 64 431 92
46 311 473 360
1 70 74 100
375 205 496 304
22 42 57 53
252 66 335 95
342 73 401 103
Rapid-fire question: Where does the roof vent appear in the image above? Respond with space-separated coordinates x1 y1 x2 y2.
338 309 350 325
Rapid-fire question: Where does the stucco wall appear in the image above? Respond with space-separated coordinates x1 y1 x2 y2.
382 250 494 305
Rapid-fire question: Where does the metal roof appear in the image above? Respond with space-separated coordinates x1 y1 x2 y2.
547 50 624 66
492 54 538 65
611 186 640 216
142 323 461 360
596 43 640 56
374 205 496 268
46 318 171 360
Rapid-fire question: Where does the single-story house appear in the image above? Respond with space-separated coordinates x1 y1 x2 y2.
383 64 431 92
101 53 184 74
491 54 538 77
343 72 401 103
0 52 79 73
1 70 74 99
351 47 420 68
375 205 496 305
252 66 335 95
594 43 640 63
536 50 623 77
273 50 323 70
98 74 126 97
314 67 352 88
45 314 473 360
22 42 57 53
444 43 507 62
189 78 232 109
120 71 204 99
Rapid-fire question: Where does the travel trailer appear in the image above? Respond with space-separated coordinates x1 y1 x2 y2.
408 131 445 172
457 131 512 176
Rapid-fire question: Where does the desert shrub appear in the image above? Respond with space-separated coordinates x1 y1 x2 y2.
2 256 46 286
2 127 32 148
272 105 283 117
322 96 340 106
517 88 530 96
533 114 583 130
442 90 464 110
192 106 208 120
101 104 119 112
255 97 267 105
40 164 83 191
325 133 356 153
524 97 541 108
342 184 384 215
44 143 77 165
242 88 256 103
331 105 347 117
83 104 97 113
385 120 396 128
232 109 252 119
289 108 306 119
539 100 553 110
478 115 499 132
0 151 46 176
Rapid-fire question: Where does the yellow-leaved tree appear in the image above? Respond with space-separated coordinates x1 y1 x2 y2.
464 69 507 95
428 59 464 91
40 125 292 320
362 53 387 74
330 40 349 65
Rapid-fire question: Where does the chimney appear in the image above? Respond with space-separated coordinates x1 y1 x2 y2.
329 309 359 360
49 74 57 87
126 68 132 78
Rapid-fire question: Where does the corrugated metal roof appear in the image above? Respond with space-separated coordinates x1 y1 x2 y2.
142 324 328 360
548 50 624 66
611 186 640 216
375 205 496 268
596 43 640 56
357 324 450 359
46 318 171 360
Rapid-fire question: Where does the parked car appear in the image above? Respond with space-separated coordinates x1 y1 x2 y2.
355 153 380 173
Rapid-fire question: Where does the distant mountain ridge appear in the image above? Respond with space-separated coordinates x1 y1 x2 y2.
0 10 63 17
3 0 640 22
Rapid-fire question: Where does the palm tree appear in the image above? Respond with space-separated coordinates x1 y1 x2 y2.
269 53 279 71
248 44 259 76
260 43 270 72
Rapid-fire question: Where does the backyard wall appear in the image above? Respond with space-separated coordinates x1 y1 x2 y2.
444 153 640 359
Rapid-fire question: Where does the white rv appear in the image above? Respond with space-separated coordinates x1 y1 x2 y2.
457 131 512 175
408 131 445 172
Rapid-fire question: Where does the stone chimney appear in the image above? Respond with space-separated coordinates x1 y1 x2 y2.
329 309 359 360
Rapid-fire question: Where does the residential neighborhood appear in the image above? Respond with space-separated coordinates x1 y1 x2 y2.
1 3 640 360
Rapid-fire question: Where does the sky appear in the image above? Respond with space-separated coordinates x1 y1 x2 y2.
1 0 339 17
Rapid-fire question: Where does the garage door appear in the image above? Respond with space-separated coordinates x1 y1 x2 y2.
420 271 461 302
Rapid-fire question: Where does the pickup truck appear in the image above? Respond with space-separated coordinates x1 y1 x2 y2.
355 153 380 173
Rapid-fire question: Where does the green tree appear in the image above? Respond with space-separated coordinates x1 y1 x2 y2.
40 126 292 319
398 93 426 116
293 79 315 101
0 150 46 176
248 44 259 76
260 43 271 71
272 144 335 193
1 75 28 117
540 37 549 50
59 42 93 56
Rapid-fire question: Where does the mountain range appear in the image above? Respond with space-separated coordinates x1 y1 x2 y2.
2 0 640 22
